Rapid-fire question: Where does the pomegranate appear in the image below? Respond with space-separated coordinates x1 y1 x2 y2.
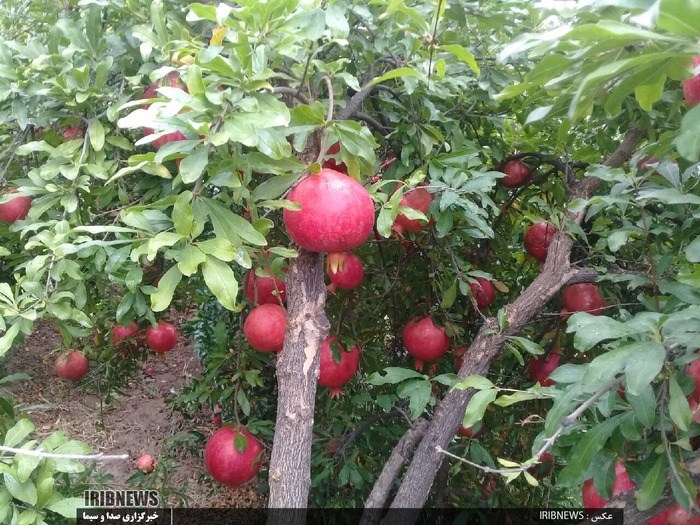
501 160 532 188
683 56 700 107
666 494 700 525
245 268 286 305
112 323 139 347
243 304 286 352
283 168 375 253
204 426 263 486
457 421 484 439
647 508 671 525
55 351 89 381
391 186 434 235
0 191 32 224
528 352 563 387
136 454 155 473
453 346 468 371
524 222 557 262
327 252 364 291
561 283 605 317
686 355 700 399
318 336 360 398
213 405 223 427
402 317 450 371
145 321 178 354
469 278 496 308
62 127 83 141
582 461 636 509
322 142 347 173
528 452 555 479
381 155 397 172
142 72 189 149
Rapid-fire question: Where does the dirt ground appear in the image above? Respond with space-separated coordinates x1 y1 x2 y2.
1 317 264 508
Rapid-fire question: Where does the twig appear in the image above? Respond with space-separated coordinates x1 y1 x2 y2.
315 76 334 166
0 445 129 462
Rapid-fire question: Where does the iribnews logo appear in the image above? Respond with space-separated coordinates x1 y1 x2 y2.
83 490 159 508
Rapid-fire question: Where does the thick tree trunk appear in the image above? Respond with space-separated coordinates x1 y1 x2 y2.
267 249 328 519
377 128 646 517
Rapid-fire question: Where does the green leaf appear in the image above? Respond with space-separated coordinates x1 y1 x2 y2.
4 419 34 448
669 374 692 431
452 375 495 391
16 446 41 483
441 281 457 309
202 199 267 247
46 497 86 518
368 67 423 86
179 146 209 184
251 174 299 201
567 313 633 352
627 385 657 428
636 454 667 511
201 255 239 311
494 390 548 407
88 119 105 152
624 342 665 396
0 323 21 358
687 237 700 263
196 238 239 262
658 0 700 36
506 336 544 356
150 266 183 312
177 244 206 276
440 44 480 76
462 389 497 428
402 379 433 419
581 346 631 393
3 473 37 505
367 367 426 385
172 191 195 238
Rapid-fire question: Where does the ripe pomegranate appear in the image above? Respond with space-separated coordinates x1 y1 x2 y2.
457 421 484 439
245 268 286 305
283 169 375 253
453 346 468 371
688 394 700 424
136 454 155 473
528 452 555 479
204 426 263 486
213 405 223 428
524 222 557 262
686 356 700 399
322 142 347 173
501 160 532 188
647 508 671 525
683 56 700 107
327 252 364 291
0 191 32 224
666 494 700 525
55 351 89 381
145 321 178 354
402 317 450 371
469 278 496 308
62 127 83 141
318 336 360 398
391 186 434 235
528 352 563 387
142 72 189 149
381 155 397 172
243 304 286 352
112 323 139 346
561 283 605 317
582 461 636 509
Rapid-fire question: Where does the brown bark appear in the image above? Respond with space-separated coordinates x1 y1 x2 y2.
267 249 329 518
378 128 646 516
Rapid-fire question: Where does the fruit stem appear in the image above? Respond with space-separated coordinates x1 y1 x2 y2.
315 75 335 166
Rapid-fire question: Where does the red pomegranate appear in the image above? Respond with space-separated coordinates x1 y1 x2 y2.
136 454 155 473
561 283 605 317
453 346 468 371
0 191 32 224
392 186 434 235
528 352 563 387
402 317 450 371
666 494 700 525
322 142 347 174
243 304 286 352
469 278 496 308
213 405 223 428
318 336 360 398
62 126 83 141
647 508 671 525
142 72 189 149
204 426 263 486
245 268 286 305
524 222 557 262
145 321 178 354
687 357 700 399
683 56 700 107
55 351 89 381
528 452 555 479
327 252 364 291
457 420 484 439
501 160 532 188
582 461 636 509
112 323 139 346
283 169 375 253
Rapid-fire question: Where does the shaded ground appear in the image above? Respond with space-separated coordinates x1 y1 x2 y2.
1 317 263 508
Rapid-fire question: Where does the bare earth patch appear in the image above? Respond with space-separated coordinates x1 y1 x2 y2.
1 318 264 508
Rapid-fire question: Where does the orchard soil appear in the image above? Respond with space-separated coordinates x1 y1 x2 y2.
2 315 265 508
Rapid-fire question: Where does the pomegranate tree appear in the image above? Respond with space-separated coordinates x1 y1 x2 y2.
318 336 360 398
54 351 89 381
204 426 263 486
500 159 532 188
469 277 496 308
0 191 32 224
142 72 189 149
145 321 178 354
524 222 557 262
391 186 434 235
561 283 605 317
683 56 700 107
582 461 636 509
283 168 375 253
327 252 364 291
402 317 450 370
528 352 563 387
245 268 286 305
243 303 286 353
